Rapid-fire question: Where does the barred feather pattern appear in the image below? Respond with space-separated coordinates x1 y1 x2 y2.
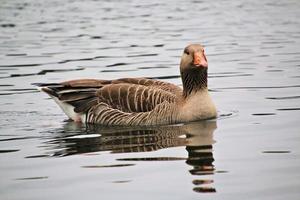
38 77 182 126
96 83 177 113
86 101 178 126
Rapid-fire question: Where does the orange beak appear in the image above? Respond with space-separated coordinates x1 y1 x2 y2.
193 52 208 68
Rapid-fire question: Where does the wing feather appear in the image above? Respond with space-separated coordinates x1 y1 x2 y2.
96 83 177 113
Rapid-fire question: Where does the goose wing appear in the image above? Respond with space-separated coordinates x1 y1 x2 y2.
58 77 182 95
52 83 178 113
94 83 178 112
38 80 179 111
37 78 181 125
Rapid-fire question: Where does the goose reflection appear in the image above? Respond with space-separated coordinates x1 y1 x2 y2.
184 121 217 193
43 120 217 193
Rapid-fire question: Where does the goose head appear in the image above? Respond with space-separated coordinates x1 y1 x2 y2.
180 44 209 98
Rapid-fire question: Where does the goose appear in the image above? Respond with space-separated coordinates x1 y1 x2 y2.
36 44 217 126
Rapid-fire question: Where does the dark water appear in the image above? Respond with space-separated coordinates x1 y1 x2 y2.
1 0 300 199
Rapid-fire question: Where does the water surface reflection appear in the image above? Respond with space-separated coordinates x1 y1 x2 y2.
42 120 218 193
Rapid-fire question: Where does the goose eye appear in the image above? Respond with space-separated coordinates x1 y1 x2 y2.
184 49 190 55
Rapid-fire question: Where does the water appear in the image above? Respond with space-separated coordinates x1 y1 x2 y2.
1 0 300 199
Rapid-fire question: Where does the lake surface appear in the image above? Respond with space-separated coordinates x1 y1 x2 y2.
1 0 300 199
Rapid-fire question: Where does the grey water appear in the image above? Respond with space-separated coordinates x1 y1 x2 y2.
1 0 300 199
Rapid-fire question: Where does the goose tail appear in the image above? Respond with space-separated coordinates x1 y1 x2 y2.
33 83 98 123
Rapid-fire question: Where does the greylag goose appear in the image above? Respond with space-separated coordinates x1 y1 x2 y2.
36 44 217 126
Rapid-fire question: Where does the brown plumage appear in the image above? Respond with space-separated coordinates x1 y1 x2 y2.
35 44 217 126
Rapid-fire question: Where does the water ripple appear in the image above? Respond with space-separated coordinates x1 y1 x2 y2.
266 96 300 100
0 149 20 153
81 164 135 168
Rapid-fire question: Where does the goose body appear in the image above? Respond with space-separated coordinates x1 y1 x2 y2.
37 44 217 126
